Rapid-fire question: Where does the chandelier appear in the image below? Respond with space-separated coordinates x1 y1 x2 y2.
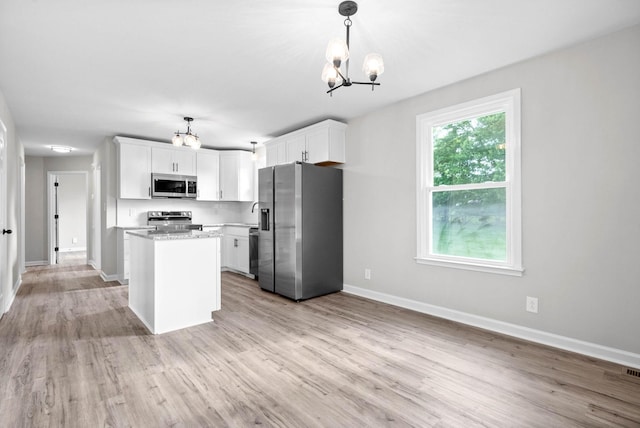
172 117 201 149
321 1 384 95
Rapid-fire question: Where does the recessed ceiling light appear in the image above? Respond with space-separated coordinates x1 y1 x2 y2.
50 146 73 153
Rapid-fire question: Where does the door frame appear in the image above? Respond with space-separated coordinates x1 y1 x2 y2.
47 171 89 264
0 119 7 315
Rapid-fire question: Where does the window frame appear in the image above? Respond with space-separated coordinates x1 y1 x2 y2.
416 89 523 276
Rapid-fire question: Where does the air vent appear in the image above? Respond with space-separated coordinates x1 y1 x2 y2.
626 368 640 378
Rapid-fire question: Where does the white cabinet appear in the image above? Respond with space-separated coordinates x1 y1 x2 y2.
152 146 196 175
266 140 287 167
222 226 250 274
115 137 152 199
265 119 347 167
196 151 220 201
117 227 152 284
285 135 307 163
219 151 254 201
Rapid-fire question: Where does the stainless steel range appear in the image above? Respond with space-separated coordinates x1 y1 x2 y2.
147 211 202 233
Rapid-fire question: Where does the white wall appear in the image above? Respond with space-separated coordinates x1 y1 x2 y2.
342 25 640 358
24 156 46 263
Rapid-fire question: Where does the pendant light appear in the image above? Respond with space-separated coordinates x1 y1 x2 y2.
172 117 202 149
321 1 384 95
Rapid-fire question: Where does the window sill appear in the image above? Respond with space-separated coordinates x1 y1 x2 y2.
415 257 524 277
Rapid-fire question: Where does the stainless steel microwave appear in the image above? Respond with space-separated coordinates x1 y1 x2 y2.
151 173 197 199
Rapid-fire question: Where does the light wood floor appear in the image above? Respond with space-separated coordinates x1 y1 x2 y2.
1 263 639 427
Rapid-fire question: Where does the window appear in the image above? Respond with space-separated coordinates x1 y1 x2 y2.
416 89 522 275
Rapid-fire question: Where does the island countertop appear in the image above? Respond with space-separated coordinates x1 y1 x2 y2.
126 229 223 240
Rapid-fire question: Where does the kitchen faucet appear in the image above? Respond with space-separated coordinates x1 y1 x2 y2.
251 202 259 213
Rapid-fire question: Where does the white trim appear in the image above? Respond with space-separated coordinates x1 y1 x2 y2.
416 89 522 274
343 283 640 370
5 275 22 312
100 272 119 283
25 260 49 267
47 171 89 264
415 256 524 276
58 247 87 253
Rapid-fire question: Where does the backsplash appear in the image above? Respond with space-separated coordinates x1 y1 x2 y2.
116 198 259 227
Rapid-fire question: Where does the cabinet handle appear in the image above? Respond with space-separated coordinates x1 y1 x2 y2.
148 186 151 197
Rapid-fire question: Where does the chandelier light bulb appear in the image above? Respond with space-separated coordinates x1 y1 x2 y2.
184 133 197 147
172 134 184 147
191 137 201 149
325 38 349 67
363 53 384 82
321 63 341 88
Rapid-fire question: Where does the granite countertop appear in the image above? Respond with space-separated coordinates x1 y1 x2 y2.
202 223 258 228
126 229 223 241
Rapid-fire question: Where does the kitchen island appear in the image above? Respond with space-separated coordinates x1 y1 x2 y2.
127 229 222 334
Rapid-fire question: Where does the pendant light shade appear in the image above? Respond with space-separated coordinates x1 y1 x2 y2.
325 37 349 67
363 53 384 82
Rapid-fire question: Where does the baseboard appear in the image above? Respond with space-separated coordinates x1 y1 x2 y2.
100 272 119 283
58 247 87 253
343 283 640 370
5 275 22 313
25 260 48 267
88 259 97 270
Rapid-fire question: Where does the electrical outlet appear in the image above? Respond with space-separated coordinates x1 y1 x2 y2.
72 237 78 244
526 296 539 313
364 268 371 280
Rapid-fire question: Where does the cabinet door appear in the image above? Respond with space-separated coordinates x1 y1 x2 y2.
173 149 196 175
222 235 234 269
286 135 306 163
306 128 330 164
219 152 239 201
236 151 254 202
235 237 250 273
151 147 175 174
219 151 254 201
196 151 220 201
118 143 151 199
266 140 287 167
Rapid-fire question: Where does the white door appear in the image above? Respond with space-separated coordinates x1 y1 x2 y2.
0 120 8 315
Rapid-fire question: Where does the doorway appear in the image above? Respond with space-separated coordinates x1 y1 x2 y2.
47 171 88 265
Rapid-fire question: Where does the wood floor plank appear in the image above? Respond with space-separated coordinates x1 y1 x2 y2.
1 263 639 427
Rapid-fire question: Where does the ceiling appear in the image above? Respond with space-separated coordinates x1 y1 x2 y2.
1 0 639 157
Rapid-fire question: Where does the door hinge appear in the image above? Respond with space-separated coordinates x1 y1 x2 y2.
54 182 59 187
54 214 59 219
54 247 59 252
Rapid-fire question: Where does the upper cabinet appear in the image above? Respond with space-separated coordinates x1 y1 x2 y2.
151 146 196 175
265 119 346 167
114 136 254 201
196 150 220 201
219 151 254 201
115 137 152 199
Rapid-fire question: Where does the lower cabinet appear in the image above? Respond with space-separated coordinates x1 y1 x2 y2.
221 226 250 275
117 228 152 284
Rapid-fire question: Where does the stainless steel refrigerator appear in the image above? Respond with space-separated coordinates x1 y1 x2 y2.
258 162 343 300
